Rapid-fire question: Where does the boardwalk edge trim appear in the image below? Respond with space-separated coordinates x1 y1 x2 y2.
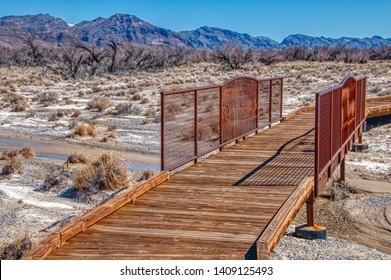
256 176 314 260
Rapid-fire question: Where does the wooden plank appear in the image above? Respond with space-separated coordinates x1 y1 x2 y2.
22 171 169 260
366 104 391 118
256 177 314 259
281 105 315 122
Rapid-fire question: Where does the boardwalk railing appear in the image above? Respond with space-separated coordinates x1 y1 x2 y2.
314 76 366 197
161 76 283 171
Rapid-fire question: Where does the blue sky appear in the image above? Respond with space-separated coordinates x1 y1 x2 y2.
0 0 390 41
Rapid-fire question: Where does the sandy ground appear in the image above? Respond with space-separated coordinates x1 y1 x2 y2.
0 62 390 259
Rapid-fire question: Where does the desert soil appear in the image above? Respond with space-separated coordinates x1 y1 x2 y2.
0 61 390 259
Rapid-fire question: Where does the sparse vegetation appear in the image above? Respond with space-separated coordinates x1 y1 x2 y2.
1 147 35 160
0 233 32 260
66 153 90 164
87 96 111 112
1 158 23 175
73 152 130 193
33 91 59 105
139 170 155 181
74 123 98 137
113 102 141 115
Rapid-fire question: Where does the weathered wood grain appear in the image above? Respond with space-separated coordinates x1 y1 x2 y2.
22 171 169 260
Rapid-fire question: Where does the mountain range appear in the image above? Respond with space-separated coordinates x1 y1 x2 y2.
1 13 390 50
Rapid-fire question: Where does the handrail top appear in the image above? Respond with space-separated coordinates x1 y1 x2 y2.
161 76 284 96
316 75 366 97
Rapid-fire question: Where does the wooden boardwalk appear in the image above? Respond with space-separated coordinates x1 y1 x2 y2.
44 110 315 260
23 95 390 260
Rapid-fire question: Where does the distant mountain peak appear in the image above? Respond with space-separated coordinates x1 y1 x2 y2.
0 13 390 50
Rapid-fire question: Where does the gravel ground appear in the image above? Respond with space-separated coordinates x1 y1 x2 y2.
271 226 391 260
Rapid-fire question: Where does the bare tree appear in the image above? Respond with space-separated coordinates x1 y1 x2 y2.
106 40 122 73
256 48 282 65
44 47 86 79
21 34 44 66
214 42 253 70
73 39 108 76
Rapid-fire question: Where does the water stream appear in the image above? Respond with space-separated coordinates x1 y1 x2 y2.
0 138 160 171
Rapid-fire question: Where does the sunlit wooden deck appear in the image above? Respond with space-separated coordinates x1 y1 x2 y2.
21 95 390 260
45 110 315 260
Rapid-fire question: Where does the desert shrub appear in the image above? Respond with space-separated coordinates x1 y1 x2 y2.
87 97 111 112
182 128 195 141
1 158 23 175
66 153 89 164
1 147 34 160
114 103 141 115
74 123 97 137
63 97 74 105
91 85 102 93
145 107 156 118
2 93 27 104
0 234 32 260
108 131 116 139
18 147 35 158
40 168 73 192
33 92 59 105
11 103 28 112
140 97 150 104
73 152 130 192
132 93 142 101
48 114 60 122
72 110 82 117
198 125 214 141
139 170 155 181
128 87 140 94
165 103 182 120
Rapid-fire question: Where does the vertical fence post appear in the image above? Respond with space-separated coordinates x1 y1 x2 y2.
160 92 165 171
340 158 346 182
269 79 272 127
219 86 223 151
194 90 198 163
306 192 315 227
280 78 283 120
329 91 333 173
314 93 320 198
256 80 259 131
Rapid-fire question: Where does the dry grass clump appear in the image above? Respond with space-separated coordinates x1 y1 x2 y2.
146 107 157 118
0 233 32 260
40 168 73 192
18 147 35 158
33 91 59 105
100 131 117 142
0 147 35 160
74 123 97 137
48 109 81 121
165 103 182 120
11 103 28 112
66 153 90 164
1 158 23 175
113 102 141 115
2 93 27 104
73 152 130 192
139 170 155 181
87 97 111 112
132 93 143 101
